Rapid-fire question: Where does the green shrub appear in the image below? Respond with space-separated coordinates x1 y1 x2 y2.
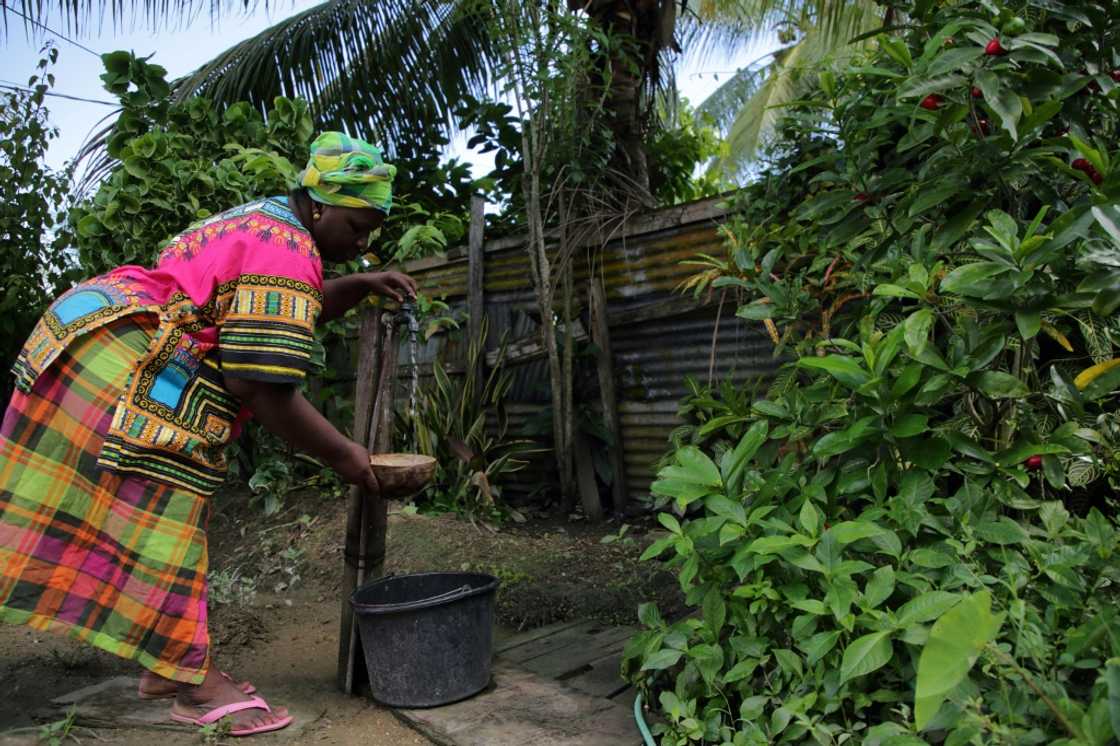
0 47 78 403
397 319 537 522
624 1 1120 743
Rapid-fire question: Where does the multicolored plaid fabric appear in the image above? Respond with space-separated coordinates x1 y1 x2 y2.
299 131 396 213
0 316 212 684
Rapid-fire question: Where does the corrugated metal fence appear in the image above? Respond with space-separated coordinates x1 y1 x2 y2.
397 195 781 507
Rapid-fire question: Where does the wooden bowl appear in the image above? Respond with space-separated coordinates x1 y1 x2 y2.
369 453 437 498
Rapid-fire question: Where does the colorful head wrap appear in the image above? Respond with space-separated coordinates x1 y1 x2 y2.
299 132 396 213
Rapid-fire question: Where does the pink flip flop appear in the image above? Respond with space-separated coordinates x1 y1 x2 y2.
139 671 256 700
169 695 293 736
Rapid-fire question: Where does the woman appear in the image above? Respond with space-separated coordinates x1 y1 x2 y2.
0 132 416 736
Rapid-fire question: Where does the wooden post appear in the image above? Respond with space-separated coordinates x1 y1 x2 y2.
467 194 486 376
337 306 382 692
590 278 628 517
573 431 604 522
338 308 400 694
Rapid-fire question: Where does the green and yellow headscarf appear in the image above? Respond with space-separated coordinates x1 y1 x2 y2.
299 132 396 213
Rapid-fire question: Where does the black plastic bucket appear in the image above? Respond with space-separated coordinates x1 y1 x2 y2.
350 571 500 708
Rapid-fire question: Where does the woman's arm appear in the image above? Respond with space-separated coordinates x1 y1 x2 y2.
319 272 418 323
225 377 379 494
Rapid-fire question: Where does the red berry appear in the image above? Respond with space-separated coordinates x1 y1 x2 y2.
920 94 943 110
1087 80 1101 94
1072 158 1091 172
971 118 991 136
853 192 871 203
1025 455 1043 470
1112 70 1120 83
971 86 983 99
1090 169 1104 185
985 38 1006 55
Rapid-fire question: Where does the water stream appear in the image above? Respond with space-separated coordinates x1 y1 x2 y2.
401 302 421 450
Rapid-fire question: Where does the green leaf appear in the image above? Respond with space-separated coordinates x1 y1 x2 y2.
974 69 1022 140
748 535 806 554
897 73 967 100
658 513 682 535
909 181 964 218
752 400 789 419
1106 661 1120 740
799 500 820 536
973 517 1028 545
813 430 856 458
891 364 923 399
880 36 912 68
873 283 921 299
642 648 684 671
722 658 759 684
1069 134 1106 176
721 420 769 485
927 47 985 76
703 587 726 637
944 432 995 463
651 478 711 503
1093 206 1120 248
676 446 721 487
973 371 1029 399
772 648 803 679
798 355 869 388
639 534 675 561
932 201 986 252
903 309 934 355
940 262 1011 297
890 414 929 438
840 631 894 684
909 548 957 568
690 644 724 685
896 591 961 626
801 630 842 665
1015 311 1041 340
830 521 888 545
864 565 896 609
914 591 1005 730
995 442 1068 467
705 495 747 527
637 603 663 628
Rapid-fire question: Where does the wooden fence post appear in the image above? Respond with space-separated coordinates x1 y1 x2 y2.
337 307 399 694
468 195 486 378
590 278 628 517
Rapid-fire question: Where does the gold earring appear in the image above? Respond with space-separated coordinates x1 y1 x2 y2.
313 210 321 221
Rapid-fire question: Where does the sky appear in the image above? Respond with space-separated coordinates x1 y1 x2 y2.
0 4 778 176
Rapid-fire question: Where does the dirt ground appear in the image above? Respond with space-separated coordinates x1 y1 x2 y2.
0 487 679 744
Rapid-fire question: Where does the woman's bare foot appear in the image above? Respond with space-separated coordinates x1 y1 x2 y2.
139 668 253 699
171 667 290 734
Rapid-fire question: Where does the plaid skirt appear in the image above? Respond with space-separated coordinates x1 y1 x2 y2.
0 315 212 683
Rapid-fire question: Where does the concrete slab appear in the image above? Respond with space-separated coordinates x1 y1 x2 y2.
395 660 641 746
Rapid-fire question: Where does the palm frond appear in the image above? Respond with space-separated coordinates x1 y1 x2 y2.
695 63 767 132
173 0 498 149
0 0 261 35
705 0 879 175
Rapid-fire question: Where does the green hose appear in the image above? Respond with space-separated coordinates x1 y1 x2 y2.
634 691 656 746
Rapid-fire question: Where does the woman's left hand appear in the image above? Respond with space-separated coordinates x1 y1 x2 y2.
366 271 418 303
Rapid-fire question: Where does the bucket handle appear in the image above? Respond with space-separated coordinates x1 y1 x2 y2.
354 584 474 613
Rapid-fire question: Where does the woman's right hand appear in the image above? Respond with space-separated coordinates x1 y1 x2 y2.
331 441 380 495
